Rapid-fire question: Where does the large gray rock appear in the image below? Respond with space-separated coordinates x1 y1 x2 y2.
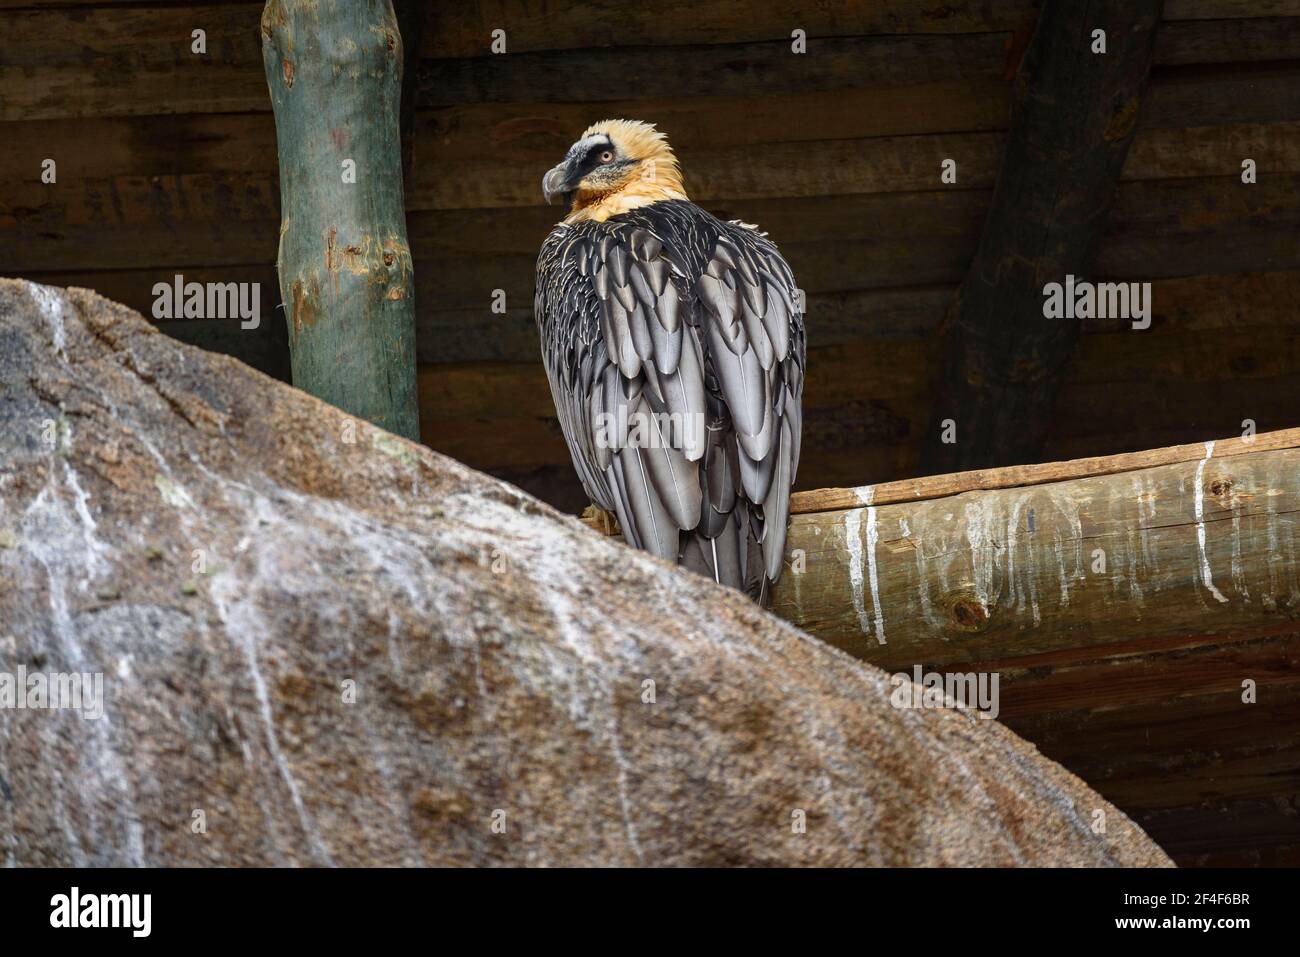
0 279 1172 866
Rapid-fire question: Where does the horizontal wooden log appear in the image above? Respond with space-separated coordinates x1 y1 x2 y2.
790 426 1300 513
767 432 1300 667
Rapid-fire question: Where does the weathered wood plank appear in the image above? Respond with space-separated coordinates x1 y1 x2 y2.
0 113 278 181
423 0 1300 58
416 34 1013 104
1156 15 1300 64
1134 795 1300 866
7 172 1297 291
424 0 1041 58
416 20 1300 105
1141 62 1300 129
2 66 1294 188
1009 671 1300 866
25 270 1298 368
0 0 1291 24
408 121 1300 209
1009 680 1300 810
0 3 266 121
414 64 1300 160
156 315 291 381
7 145 1296 260
3 5 1298 121
1164 0 1300 18
990 628 1300 719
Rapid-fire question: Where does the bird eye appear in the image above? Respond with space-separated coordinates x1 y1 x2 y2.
598 150 614 164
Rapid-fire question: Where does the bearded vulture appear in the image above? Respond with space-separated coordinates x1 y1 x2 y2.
535 119 805 604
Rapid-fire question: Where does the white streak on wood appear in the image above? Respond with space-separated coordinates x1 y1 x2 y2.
1054 538 1070 607
1194 441 1230 604
865 500 886 646
1266 509 1280 605
1007 497 1023 614
964 499 998 614
843 509 872 638
845 487 885 643
1229 485 1249 601
910 513 943 630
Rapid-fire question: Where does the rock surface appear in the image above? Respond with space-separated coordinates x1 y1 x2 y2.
0 279 1172 866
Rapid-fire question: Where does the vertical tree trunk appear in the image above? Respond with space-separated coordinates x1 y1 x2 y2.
261 0 420 440
919 1 1162 474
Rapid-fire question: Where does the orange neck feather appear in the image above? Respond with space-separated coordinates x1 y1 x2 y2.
563 120 688 224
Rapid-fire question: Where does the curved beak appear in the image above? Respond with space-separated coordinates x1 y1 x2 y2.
542 162 577 207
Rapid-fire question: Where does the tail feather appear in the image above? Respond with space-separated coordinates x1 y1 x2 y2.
678 501 770 606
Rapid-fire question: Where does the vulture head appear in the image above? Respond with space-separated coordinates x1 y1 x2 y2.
542 119 688 223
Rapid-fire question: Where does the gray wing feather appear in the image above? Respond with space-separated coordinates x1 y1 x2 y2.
536 209 805 602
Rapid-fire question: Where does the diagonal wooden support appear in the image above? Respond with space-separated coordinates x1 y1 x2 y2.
920 0 1164 473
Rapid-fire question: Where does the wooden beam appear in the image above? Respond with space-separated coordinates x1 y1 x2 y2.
786 426 1300 514
780 430 1300 665
260 0 420 440
920 1 1164 474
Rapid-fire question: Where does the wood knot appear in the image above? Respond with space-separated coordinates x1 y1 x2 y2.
282 59 295 88
1104 97 1139 142
1210 479 1233 498
946 592 990 634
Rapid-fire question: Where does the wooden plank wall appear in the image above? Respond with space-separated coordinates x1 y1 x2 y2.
1 0 1299 867
1 0 1298 517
